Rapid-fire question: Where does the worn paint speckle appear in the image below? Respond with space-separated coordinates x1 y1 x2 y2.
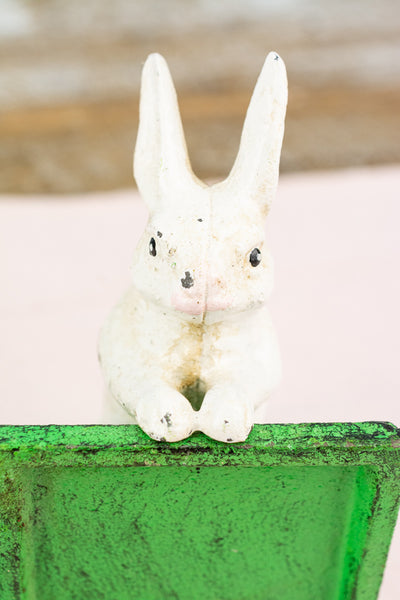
181 271 194 289
161 412 172 428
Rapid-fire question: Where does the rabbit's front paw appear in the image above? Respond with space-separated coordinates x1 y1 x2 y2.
197 385 254 443
135 387 195 442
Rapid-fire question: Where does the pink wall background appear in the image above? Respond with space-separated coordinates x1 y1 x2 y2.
1 166 399 597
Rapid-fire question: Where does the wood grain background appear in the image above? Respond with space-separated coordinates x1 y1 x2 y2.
1 0 399 193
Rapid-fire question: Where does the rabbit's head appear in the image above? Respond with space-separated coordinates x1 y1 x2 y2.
131 53 287 324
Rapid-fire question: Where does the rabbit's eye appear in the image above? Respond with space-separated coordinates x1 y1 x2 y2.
149 237 157 257
249 248 261 267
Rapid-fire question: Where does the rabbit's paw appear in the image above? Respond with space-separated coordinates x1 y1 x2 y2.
135 387 195 442
197 385 254 443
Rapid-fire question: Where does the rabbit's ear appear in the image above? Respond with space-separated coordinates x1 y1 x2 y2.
134 54 203 211
218 52 288 215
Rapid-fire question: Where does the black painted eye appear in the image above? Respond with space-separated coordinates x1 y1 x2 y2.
149 237 157 257
249 248 261 267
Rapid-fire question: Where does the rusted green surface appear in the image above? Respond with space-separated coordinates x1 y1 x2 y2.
0 422 399 599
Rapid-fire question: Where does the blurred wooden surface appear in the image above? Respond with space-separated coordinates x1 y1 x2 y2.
0 0 399 193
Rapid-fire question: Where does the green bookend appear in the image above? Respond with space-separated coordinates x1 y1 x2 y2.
1 422 399 599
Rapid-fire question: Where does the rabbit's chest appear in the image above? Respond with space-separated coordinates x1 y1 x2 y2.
162 319 234 387
157 320 211 385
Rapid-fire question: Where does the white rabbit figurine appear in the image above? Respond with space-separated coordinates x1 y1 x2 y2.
99 51 287 443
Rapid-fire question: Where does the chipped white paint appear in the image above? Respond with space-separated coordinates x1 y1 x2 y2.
99 52 287 442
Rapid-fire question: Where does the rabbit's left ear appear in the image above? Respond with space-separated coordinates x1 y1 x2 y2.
134 54 203 212
217 52 288 215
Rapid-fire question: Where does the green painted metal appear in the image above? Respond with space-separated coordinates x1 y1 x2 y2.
0 422 399 600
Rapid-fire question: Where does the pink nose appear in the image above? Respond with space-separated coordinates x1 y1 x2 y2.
171 272 231 315
171 292 205 315
206 296 231 312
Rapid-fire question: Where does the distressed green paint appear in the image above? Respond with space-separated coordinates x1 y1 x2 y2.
0 423 399 599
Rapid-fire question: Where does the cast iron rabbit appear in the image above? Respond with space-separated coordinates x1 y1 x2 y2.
99 52 287 442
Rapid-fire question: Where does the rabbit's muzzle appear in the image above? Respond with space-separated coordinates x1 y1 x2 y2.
171 271 232 316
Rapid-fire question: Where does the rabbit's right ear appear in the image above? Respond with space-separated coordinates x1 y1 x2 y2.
134 54 203 212
216 52 288 216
